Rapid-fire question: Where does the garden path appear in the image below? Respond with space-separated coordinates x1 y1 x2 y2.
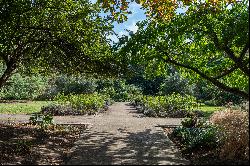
0 102 189 165
65 102 189 165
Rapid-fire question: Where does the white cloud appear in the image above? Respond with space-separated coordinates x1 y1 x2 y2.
118 31 129 37
125 22 138 33
107 34 119 43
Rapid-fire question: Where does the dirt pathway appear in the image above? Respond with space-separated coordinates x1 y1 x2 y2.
0 102 189 165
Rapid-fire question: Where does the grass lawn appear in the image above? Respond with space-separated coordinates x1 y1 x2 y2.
0 101 52 114
197 105 225 117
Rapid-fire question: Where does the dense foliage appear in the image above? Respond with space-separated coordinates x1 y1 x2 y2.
0 0 249 165
130 93 204 118
115 0 249 99
169 106 249 164
0 0 116 89
41 93 110 115
0 72 48 100
171 124 221 154
98 0 240 22
38 75 142 102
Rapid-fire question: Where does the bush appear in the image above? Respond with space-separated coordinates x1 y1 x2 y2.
171 125 221 153
130 93 201 118
29 113 54 129
53 93 110 115
158 71 194 96
209 108 249 160
41 104 79 116
97 79 142 102
204 99 220 106
39 76 143 102
0 73 48 100
193 80 244 106
38 75 97 100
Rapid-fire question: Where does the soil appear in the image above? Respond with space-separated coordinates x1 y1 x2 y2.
0 123 86 165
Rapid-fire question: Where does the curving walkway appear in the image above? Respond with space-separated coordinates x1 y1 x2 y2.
0 102 189 165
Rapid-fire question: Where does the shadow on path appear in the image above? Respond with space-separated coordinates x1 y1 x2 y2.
67 128 189 165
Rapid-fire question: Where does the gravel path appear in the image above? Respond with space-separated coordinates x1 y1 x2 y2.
0 102 189 165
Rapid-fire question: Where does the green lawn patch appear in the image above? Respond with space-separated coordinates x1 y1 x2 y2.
197 105 225 117
0 101 52 114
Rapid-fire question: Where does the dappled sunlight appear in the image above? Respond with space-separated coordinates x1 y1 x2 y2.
67 128 189 165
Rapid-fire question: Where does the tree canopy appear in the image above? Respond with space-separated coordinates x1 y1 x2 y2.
114 0 249 98
97 0 239 22
0 0 248 99
0 0 117 88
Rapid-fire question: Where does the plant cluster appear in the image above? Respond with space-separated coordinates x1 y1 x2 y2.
210 108 249 160
171 124 221 154
168 114 223 165
29 113 54 130
194 81 244 106
41 104 79 116
0 72 48 100
38 76 142 102
97 79 142 102
41 93 111 116
38 75 98 100
130 93 203 118
168 107 249 164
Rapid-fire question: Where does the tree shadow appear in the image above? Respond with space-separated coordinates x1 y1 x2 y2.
66 128 189 165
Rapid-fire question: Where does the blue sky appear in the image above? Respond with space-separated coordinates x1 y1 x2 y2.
107 2 146 43
90 0 186 43
90 0 146 43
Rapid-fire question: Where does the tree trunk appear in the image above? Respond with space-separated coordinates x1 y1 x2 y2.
0 62 17 89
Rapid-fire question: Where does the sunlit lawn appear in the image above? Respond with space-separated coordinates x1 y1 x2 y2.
0 101 52 114
0 100 225 117
197 105 225 117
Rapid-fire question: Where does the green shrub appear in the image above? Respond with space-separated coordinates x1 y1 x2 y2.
158 71 194 96
130 93 200 118
171 123 221 154
38 75 97 100
41 104 79 116
97 79 142 102
204 99 220 106
193 80 244 106
0 73 48 100
181 118 197 128
29 113 54 129
39 76 143 102
54 93 110 115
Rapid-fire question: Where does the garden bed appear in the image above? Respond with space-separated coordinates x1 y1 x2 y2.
164 127 249 165
0 123 85 165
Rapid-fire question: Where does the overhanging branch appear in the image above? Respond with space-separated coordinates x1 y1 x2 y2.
159 54 249 99
213 65 238 79
207 28 249 76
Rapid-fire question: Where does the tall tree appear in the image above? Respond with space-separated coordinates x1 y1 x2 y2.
97 0 239 22
0 0 116 89
114 0 249 99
